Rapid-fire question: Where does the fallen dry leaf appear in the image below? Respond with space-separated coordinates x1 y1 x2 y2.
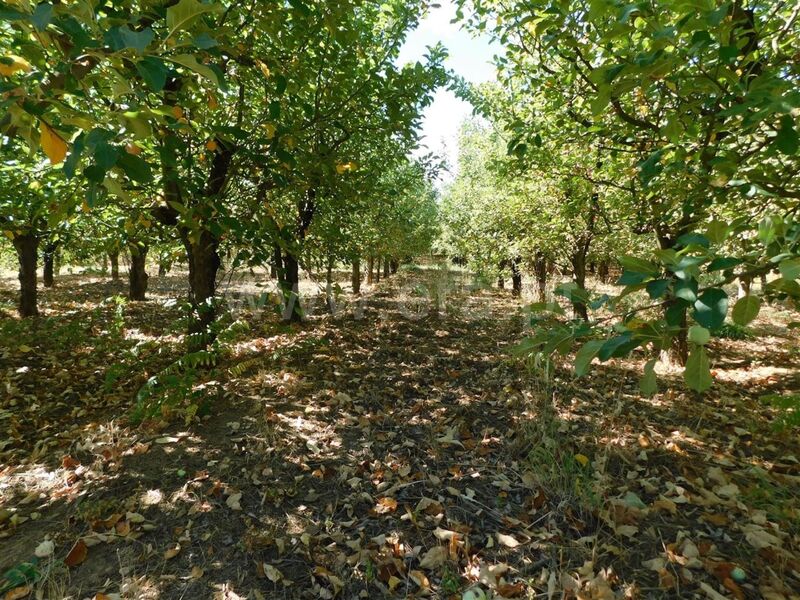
64 539 88 567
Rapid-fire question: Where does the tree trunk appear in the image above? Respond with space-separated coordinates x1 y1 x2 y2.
42 243 56 288
273 244 284 286
598 259 610 284
281 250 302 322
511 257 522 298
390 259 399 274
128 244 149 301
352 258 361 295
184 231 221 348
14 234 39 317
534 253 547 303
375 257 381 283
498 259 507 289
367 256 374 284
662 298 689 366
658 231 689 366
571 247 589 321
737 276 751 299
383 258 390 278
109 251 120 281
325 254 335 313
270 254 278 279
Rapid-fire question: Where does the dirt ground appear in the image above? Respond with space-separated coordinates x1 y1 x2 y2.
1 265 799 599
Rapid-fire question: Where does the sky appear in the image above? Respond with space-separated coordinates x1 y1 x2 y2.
395 1 498 183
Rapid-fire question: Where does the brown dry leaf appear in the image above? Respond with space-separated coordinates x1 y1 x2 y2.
226 492 243 511
658 568 676 589
61 455 80 469
496 582 526 598
3 587 32 600
496 533 520 548
373 497 398 514
190 566 205 579
64 539 88 567
419 545 447 570
164 545 181 560
652 498 677 515
387 575 402 591
409 570 430 590
115 520 131 536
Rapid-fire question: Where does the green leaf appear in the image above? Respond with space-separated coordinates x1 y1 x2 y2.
525 301 566 316
640 359 657 397
93 141 119 169
31 3 53 31
676 232 710 248
693 288 728 330
136 57 168 91
685 346 713 393
166 0 223 38
688 325 710 345
574 340 604 377
731 295 761 326
646 279 670 299
117 152 153 183
166 54 222 87
674 278 698 302
707 257 742 272
104 25 154 52
618 254 660 276
779 258 800 280
774 115 799 155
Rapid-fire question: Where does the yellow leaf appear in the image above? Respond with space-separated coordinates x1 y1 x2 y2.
3 230 14 241
172 106 184 119
0 55 31 76
81 201 91 213
336 161 358 174
40 122 67 164
206 139 218 151
262 122 276 139
574 453 590 467
256 60 270 78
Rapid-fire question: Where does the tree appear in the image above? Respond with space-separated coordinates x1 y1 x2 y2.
455 0 800 389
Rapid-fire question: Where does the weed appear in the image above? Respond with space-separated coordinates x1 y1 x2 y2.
441 564 461 593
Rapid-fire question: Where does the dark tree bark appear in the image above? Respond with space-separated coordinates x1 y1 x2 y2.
598 259 610 284
42 242 57 288
13 233 39 317
273 244 284 286
534 253 547 303
657 225 690 366
570 245 589 321
325 253 335 313
511 257 523 297
375 257 381 283
280 250 301 322
390 259 398 275
383 258 390 278
367 256 374 284
352 258 361 295
128 244 149 301
183 231 220 346
498 259 508 289
109 250 120 281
